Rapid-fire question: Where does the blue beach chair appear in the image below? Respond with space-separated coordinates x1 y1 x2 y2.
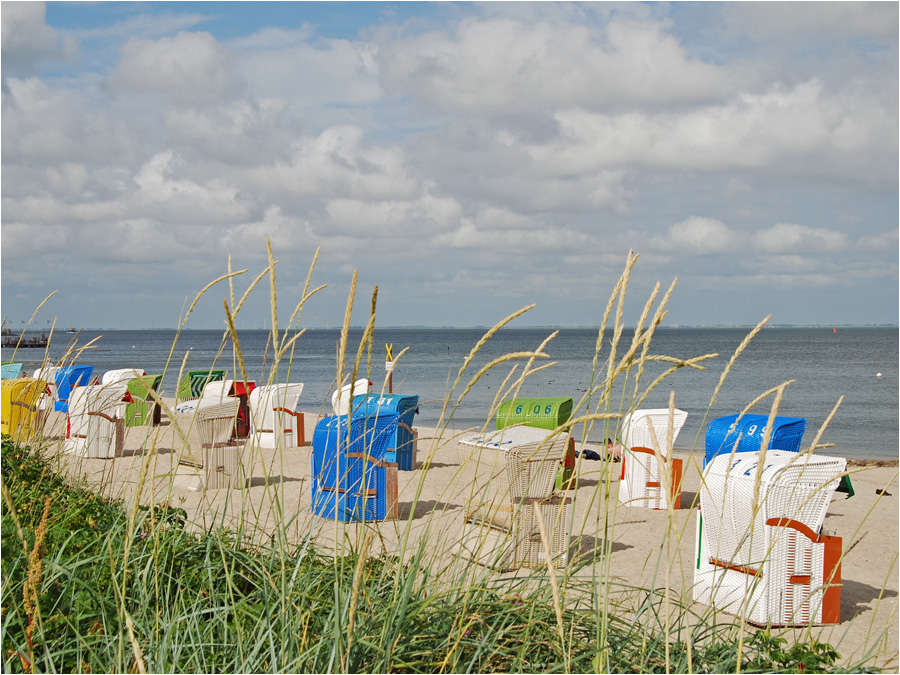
311 414 399 522
351 393 419 470
704 413 807 466
54 365 95 412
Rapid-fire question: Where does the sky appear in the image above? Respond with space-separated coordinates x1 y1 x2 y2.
2 1 897 331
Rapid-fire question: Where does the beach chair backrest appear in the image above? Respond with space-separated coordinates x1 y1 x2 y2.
332 378 370 416
621 408 688 457
196 400 239 448
1 378 46 440
101 368 145 385
1 363 24 379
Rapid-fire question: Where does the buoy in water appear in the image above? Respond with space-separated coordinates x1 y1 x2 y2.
877 372 883 378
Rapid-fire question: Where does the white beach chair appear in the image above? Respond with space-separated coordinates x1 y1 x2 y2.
63 382 128 459
249 383 305 449
175 379 234 415
196 400 244 490
618 408 688 509
331 378 371 416
457 426 571 570
693 450 846 626
101 368 145 385
32 366 62 410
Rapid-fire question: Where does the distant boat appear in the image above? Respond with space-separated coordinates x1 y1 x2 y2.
66 325 77 333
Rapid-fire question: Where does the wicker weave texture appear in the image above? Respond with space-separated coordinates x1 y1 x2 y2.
197 401 243 489
64 383 127 458
311 414 396 521
619 409 687 508
459 496 570 570
695 450 846 625
352 394 419 470
457 426 567 528
705 414 807 466
249 383 304 449
1 378 45 440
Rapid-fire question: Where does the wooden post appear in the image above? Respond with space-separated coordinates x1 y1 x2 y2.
386 343 394 394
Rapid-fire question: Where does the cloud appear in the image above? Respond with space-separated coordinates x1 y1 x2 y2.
528 79 896 186
651 217 746 255
244 125 418 202
236 31 381 106
2 77 142 165
380 17 730 115
114 31 236 102
1 2 72 74
735 2 898 39
753 223 847 254
650 217 853 258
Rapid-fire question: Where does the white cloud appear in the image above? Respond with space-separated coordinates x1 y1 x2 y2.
651 217 746 255
753 223 847 254
236 32 381 105
1 2 71 73
245 125 418 201
131 150 256 223
114 31 236 102
380 17 729 115
529 79 896 185
324 192 461 238
2 77 142 165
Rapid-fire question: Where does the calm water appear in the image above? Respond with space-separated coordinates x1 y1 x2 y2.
4 327 897 458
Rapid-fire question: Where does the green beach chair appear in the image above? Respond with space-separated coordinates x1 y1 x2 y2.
496 397 576 489
125 374 164 427
176 370 226 402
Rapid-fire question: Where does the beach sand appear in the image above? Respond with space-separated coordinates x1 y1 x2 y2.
39 404 898 670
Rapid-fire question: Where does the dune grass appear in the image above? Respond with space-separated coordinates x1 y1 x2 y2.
0 243 888 673
1 440 855 674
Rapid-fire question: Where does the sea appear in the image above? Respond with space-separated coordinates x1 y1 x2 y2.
3 326 897 459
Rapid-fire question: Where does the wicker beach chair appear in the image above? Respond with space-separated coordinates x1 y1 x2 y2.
693 450 846 626
311 414 399 522
125 374 163 427
194 400 244 490
101 368 145 385
32 366 62 410
331 378 371 416
1 363 24 379
1 378 47 441
618 408 688 510
350 393 419 470
53 365 94 413
457 426 571 570
705 413 807 467
249 383 305 449
175 370 226 405
63 383 128 459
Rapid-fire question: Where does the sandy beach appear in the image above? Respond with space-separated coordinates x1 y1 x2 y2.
39 402 899 670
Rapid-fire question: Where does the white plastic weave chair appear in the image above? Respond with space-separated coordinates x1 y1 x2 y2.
63 383 128 459
693 450 846 626
457 426 571 570
618 408 688 509
249 383 304 449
